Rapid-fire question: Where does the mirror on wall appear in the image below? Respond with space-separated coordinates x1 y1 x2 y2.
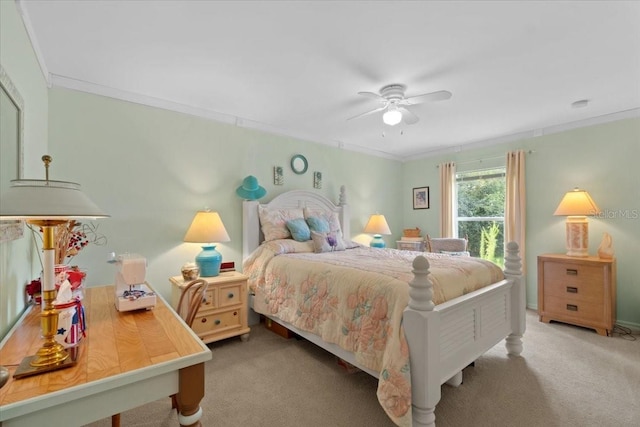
0 64 25 242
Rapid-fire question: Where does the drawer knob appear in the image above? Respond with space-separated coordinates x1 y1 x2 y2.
565 269 578 276
201 318 207 323
566 304 578 312
227 292 235 299
566 286 578 293
215 319 221 325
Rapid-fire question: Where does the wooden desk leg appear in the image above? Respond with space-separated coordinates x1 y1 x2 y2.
175 362 205 427
111 413 120 427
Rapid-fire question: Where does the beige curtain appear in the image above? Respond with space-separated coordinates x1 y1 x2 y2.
439 162 456 237
505 150 526 270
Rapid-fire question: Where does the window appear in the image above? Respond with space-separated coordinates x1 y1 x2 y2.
456 167 505 266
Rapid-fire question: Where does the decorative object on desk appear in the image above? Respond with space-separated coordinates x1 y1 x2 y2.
0 154 108 379
597 232 615 260
236 175 267 200
313 171 322 189
554 187 601 257
364 214 392 248
27 219 107 264
52 280 85 348
181 261 200 281
290 154 308 174
274 166 283 185
25 278 42 304
184 210 231 276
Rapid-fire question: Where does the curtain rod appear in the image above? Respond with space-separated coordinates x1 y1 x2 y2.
437 150 535 167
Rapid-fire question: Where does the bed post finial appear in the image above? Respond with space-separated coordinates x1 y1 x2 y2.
339 185 347 206
408 255 434 312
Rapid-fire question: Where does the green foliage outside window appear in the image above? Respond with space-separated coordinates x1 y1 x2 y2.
457 168 505 267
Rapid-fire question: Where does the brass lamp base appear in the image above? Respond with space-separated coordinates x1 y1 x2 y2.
13 352 76 379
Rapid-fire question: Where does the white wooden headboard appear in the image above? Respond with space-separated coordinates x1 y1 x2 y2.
242 187 350 261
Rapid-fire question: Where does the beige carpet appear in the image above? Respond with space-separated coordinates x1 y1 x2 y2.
86 310 640 427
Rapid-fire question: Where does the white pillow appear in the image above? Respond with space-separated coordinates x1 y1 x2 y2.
310 231 346 253
258 206 304 241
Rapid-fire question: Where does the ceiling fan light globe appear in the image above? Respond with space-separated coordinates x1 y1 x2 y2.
383 109 402 126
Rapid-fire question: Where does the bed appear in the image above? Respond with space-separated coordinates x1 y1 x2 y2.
242 187 525 427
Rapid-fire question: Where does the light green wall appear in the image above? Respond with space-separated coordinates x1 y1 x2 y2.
47 88 403 302
0 0 48 337
404 118 640 327
2 0 638 338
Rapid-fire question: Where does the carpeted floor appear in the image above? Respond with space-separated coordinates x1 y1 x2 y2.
86 310 640 427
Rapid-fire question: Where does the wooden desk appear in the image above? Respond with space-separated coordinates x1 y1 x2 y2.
0 286 211 426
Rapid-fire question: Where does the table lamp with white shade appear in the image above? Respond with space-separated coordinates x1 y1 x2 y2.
364 214 392 248
184 210 230 277
0 155 108 379
554 187 601 257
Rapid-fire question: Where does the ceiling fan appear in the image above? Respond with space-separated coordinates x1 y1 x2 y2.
348 84 452 126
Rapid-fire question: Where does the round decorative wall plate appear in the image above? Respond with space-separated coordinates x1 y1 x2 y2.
290 154 308 175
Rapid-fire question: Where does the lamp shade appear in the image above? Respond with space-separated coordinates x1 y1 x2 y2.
364 214 392 235
0 179 109 219
364 214 391 248
184 211 230 277
184 211 230 243
554 188 601 216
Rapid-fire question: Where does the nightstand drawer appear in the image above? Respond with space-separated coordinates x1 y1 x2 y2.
218 284 242 308
192 308 242 335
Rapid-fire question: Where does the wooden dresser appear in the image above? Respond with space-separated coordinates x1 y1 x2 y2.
537 254 616 336
170 271 250 344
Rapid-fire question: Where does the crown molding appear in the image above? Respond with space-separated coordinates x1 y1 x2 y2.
15 0 51 87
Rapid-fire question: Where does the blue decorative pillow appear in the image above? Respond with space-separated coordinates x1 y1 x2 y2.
306 216 330 233
285 218 311 242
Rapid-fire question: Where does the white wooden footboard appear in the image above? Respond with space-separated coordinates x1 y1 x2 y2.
404 242 524 427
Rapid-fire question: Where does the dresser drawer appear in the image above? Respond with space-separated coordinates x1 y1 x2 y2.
543 296 605 323
192 308 243 335
542 262 604 303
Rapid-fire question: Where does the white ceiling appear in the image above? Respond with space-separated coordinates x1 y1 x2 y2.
18 0 640 160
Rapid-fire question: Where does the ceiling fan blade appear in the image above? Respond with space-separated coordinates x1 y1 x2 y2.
347 105 387 121
399 106 419 125
357 91 387 102
404 90 452 104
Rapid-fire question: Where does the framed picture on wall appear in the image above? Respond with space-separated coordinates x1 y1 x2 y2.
413 186 430 210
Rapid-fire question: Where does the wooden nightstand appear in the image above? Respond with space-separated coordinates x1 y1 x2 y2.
170 271 250 344
396 240 426 251
537 254 616 336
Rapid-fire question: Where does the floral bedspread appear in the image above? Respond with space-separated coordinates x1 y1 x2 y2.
243 240 504 427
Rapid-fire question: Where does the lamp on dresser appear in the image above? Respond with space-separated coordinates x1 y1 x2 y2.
364 214 392 248
0 155 108 379
184 210 230 277
554 187 601 257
